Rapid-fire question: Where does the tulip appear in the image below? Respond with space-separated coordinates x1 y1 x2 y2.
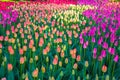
8 46 14 55
65 58 68 64
102 65 107 73
73 63 78 69
53 55 58 65
59 61 62 67
101 50 106 58
32 68 39 78
85 61 89 68
41 66 46 73
19 48 24 55
20 57 25 64
93 48 97 54
7 63 13 71
102 42 108 49
76 55 81 62
1 77 6 80
114 55 119 62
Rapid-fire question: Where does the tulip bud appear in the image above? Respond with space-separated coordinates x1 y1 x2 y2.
7 63 13 71
95 74 99 80
102 65 107 73
14 45 16 49
77 76 81 80
65 58 68 64
32 68 38 78
85 61 89 67
72 70 75 75
32 47 36 52
73 63 78 69
46 56 49 62
60 71 64 77
51 76 55 80
2 61 5 66
50 64 53 70
20 57 25 64
34 56 38 61
41 66 46 73
105 75 109 80
30 58 33 63
112 77 116 80
86 74 89 79
59 61 62 67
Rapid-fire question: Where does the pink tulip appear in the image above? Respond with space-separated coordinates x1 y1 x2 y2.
101 50 106 58
93 48 97 54
114 55 119 62
92 37 96 43
102 42 108 49
108 47 115 55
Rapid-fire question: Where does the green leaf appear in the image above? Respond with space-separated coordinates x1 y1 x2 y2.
7 71 14 80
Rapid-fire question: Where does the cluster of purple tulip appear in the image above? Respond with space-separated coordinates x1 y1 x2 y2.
0 9 18 27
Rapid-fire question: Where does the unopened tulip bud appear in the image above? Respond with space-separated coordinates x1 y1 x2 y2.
32 68 38 78
102 65 107 73
73 63 78 69
59 61 62 67
14 45 16 49
20 57 25 64
46 56 49 62
86 74 89 79
65 58 68 64
35 56 38 61
85 61 89 67
60 71 63 77
2 61 5 66
30 58 33 63
72 70 75 75
95 74 99 80
77 76 81 80
32 47 36 52
105 75 109 80
112 77 116 80
7 63 13 71
41 66 46 73
51 76 55 80
50 64 53 70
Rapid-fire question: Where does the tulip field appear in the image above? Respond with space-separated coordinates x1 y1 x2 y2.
0 1 120 80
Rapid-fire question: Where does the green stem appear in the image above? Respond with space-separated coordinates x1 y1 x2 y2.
99 60 103 75
112 63 115 78
84 48 86 58
102 73 104 80
84 67 86 79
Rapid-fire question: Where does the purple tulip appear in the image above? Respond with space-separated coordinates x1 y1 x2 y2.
114 41 118 46
108 47 115 55
83 43 87 49
80 38 84 44
105 32 109 38
102 42 108 49
98 56 103 61
101 50 106 58
91 37 96 43
93 48 97 54
114 55 119 63
93 53 97 59
98 37 103 45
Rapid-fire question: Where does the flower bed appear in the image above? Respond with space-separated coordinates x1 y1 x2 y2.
0 1 120 80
